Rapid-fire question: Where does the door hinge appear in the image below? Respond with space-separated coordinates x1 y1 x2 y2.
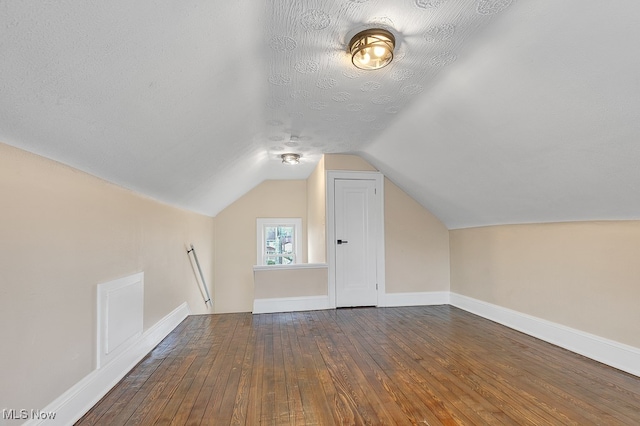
376 283 378 290
374 188 377 195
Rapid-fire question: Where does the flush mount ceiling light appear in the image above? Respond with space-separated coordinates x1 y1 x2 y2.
349 28 396 70
281 153 300 164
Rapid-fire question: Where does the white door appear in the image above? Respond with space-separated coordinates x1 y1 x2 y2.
334 179 378 307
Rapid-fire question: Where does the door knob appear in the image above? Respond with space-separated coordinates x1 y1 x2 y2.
337 239 349 244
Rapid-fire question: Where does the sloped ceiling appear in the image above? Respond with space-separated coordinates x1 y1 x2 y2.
2 0 640 228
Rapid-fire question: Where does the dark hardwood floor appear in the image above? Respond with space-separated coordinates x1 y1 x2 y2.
77 306 640 425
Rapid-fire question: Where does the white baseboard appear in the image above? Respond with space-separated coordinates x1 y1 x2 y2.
450 293 640 378
380 291 450 307
253 291 450 314
24 302 191 426
253 295 331 314
23 292 639 426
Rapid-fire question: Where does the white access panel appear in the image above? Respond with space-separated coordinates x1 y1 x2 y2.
96 272 144 368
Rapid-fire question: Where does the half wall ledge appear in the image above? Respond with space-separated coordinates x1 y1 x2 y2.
253 263 329 314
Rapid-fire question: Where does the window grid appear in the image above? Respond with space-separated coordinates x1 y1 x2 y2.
256 218 302 266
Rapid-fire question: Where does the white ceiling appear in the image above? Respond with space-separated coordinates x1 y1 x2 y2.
2 0 640 228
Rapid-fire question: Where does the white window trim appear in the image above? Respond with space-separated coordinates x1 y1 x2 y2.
256 218 303 266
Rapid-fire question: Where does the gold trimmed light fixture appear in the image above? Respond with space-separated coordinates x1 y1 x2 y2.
349 28 396 70
281 153 300 165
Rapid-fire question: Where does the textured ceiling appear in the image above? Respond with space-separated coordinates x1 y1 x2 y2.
2 0 640 228
362 0 640 228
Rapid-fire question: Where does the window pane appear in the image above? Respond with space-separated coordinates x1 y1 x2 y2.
265 226 276 241
265 255 295 265
264 225 294 257
258 218 301 266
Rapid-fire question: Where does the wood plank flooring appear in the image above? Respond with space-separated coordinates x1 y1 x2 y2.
76 306 640 425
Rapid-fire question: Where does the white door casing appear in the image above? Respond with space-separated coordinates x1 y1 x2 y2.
326 171 385 308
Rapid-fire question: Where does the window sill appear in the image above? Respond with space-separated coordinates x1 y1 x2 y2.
253 263 328 272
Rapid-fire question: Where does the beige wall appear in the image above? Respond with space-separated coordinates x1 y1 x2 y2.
0 142 215 413
5 141 639 413
213 180 307 313
324 154 450 294
0 146 450 412
450 221 640 348
385 179 450 293
253 267 328 299
245 154 451 303
324 153 377 171
307 156 326 263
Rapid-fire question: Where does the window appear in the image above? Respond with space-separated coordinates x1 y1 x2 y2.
257 218 302 265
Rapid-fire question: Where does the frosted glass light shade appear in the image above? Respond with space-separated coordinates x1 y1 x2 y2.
281 153 300 164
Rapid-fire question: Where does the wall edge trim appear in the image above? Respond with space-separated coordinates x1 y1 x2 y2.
450 293 640 378
25 302 191 426
253 295 331 314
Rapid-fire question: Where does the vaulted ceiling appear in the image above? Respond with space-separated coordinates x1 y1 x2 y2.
2 0 640 229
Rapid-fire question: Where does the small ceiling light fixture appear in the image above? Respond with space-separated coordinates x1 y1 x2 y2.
349 28 396 70
281 153 300 164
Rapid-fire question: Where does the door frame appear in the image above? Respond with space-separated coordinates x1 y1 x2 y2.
326 170 385 308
